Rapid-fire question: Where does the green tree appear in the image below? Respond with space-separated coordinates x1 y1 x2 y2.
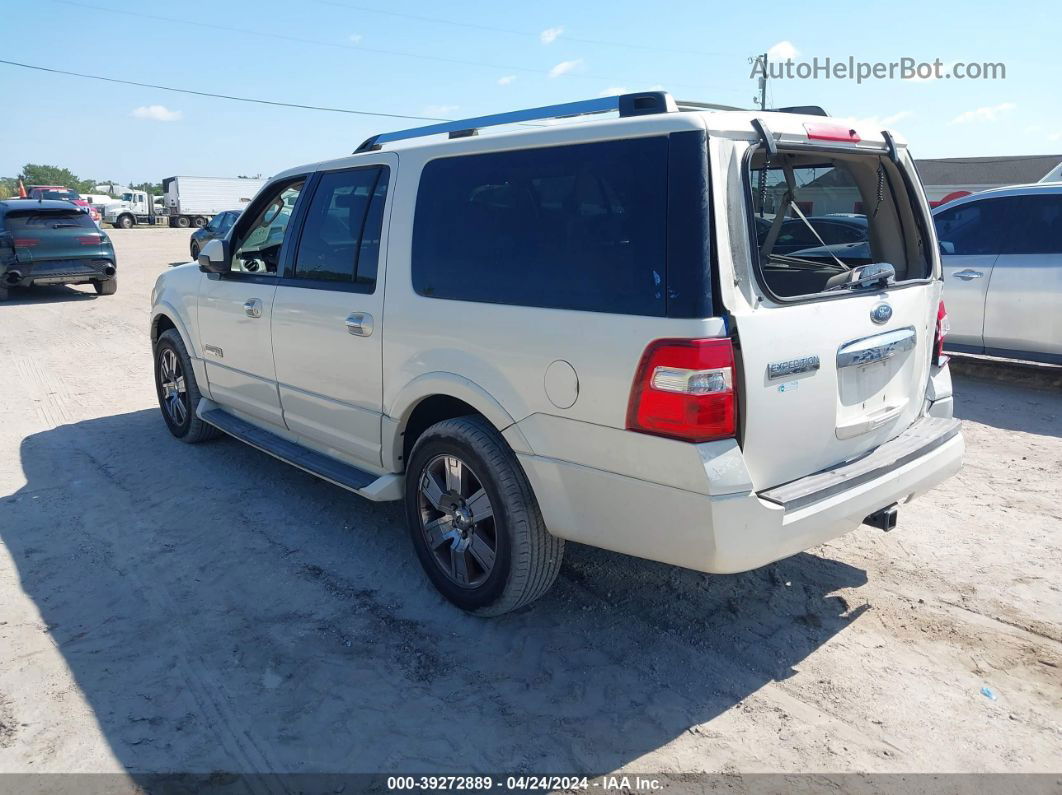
18 163 81 189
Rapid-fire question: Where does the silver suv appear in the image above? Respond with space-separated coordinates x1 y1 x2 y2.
150 92 963 614
935 182 1062 364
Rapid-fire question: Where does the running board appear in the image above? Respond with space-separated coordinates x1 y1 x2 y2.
199 405 402 500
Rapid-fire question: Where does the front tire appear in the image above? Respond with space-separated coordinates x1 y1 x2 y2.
405 416 563 615
153 329 221 443
190 242 200 260
117 214 134 229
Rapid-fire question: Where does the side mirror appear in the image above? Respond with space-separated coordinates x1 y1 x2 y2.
198 238 230 273
938 240 955 256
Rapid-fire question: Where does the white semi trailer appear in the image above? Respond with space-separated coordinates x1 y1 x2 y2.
104 176 267 229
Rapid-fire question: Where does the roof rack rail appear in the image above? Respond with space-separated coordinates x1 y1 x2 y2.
353 91 678 153
675 99 745 112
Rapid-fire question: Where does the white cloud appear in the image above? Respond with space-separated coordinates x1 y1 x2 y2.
766 41 798 61
1047 131 1062 142
835 110 913 130
423 104 459 117
548 59 583 78
131 105 182 122
348 33 363 44
540 26 564 45
949 102 1016 125
598 86 628 97
497 75 516 86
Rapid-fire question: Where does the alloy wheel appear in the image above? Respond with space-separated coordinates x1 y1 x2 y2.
158 347 189 427
417 454 497 589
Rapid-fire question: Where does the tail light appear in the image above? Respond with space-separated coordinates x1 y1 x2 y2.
804 122 861 143
13 238 39 248
77 234 104 245
627 338 737 443
933 300 950 367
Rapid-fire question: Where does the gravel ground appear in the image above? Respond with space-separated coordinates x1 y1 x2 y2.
0 229 1059 778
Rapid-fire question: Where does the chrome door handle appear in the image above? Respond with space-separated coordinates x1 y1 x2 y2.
243 298 263 318
953 269 984 281
345 312 373 336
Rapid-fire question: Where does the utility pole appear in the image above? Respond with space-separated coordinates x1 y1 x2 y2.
756 52 768 110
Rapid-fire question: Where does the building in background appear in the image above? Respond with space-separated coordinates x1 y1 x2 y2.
916 154 1062 206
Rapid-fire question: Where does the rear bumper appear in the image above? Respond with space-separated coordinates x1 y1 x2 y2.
519 418 964 575
3 257 116 288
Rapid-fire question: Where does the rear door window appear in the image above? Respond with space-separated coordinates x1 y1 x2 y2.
292 166 387 287
1004 194 1062 255
412 138 668 316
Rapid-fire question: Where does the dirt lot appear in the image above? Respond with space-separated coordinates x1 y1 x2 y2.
0 229 1059 777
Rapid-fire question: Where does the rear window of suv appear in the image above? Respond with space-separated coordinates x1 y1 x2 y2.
412 137 668 316
3 209 97 230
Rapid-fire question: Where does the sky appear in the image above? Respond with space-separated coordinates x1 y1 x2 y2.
0 0 1058 185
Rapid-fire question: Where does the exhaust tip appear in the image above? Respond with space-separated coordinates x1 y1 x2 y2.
103 265 116 276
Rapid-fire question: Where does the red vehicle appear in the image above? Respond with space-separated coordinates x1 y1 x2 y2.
26 185 101 224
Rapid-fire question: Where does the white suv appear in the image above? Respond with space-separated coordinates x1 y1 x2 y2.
150 92 963 615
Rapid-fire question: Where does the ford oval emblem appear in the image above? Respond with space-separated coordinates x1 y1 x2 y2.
871 304 893 325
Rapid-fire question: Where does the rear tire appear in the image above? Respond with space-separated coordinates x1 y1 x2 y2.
153 329 221 443
193 216 207 228
93 278 117 295
405 416 564 616
175 216 191 228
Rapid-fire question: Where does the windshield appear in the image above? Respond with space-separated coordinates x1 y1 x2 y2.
41 190 80 201
747 148 930 299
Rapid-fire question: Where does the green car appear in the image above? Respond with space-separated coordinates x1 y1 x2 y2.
0 199 117 301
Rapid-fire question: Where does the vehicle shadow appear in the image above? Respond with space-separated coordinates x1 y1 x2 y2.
1 284 98 304
952 374 1062 439
2 409 868 777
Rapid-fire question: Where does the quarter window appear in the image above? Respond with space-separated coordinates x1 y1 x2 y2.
411 138 668 316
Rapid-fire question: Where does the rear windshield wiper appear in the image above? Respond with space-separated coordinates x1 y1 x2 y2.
825 262 896 291
767 253 848 270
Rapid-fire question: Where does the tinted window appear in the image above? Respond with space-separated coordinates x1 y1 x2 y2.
3 209 96 230
219 211 237 233
935 198 1015 255
356 170 390 287
1006 194 1062 255
412 138 668 316
293 167 384 285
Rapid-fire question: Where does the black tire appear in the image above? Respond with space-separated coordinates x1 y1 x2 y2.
93 277 117 295
175 216 191 228
118 214 134 229
405 416 563 615
153 329 221 443
190 242 200 260
193 216 207 228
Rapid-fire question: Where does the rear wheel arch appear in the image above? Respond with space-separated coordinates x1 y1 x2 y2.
386 375 531 471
